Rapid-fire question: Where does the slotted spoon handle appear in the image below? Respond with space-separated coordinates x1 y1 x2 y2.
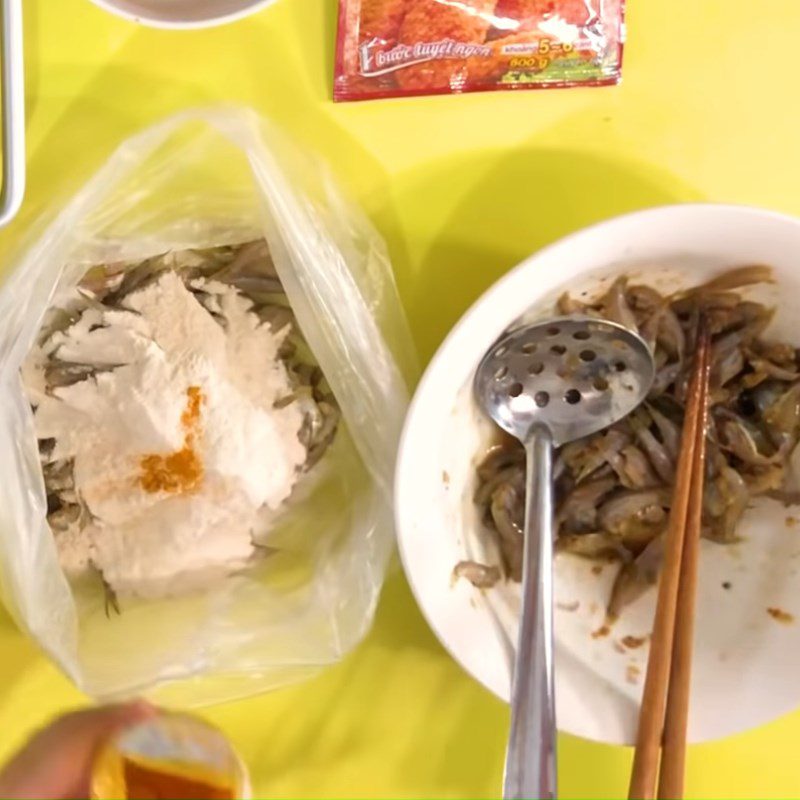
503 424 557 800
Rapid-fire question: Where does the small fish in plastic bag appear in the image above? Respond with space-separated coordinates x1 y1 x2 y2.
0 108 414 703
335 0 625 101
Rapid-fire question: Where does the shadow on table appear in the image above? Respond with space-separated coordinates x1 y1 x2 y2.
0 602 39 693
0 63 214 264
213 570 508 798
377 144 705 365
21 0 40 122
226 571 633 798
1 3 394 265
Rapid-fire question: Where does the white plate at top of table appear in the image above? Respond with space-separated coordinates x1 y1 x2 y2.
87 0 274 28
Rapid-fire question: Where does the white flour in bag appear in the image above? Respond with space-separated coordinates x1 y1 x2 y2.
23 270 306 598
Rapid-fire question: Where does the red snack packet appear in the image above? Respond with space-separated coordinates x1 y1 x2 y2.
334 0 625 101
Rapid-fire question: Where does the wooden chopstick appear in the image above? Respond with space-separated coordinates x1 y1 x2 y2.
628 325 711 800
657 333 711 799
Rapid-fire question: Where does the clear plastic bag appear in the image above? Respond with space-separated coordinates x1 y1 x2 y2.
0 108 413 703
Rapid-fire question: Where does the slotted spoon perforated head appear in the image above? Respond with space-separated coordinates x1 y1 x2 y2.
475 316 655 448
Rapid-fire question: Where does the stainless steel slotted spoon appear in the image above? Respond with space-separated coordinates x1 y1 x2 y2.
474 316 655 799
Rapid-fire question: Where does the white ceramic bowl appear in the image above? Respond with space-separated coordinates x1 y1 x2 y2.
395 204 800 744
87 0 274 29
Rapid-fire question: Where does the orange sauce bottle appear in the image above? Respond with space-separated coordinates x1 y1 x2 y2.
90 712 249 799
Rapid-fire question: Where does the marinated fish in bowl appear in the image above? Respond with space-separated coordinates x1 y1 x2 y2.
470 267 800 616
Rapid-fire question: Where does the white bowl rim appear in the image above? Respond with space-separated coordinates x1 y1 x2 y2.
394 201 800 742
86 0 275 29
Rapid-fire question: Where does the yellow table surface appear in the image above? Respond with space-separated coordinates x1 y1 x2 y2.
2 1 800 797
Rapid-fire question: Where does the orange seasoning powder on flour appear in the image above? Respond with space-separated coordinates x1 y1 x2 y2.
139 386 204 495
